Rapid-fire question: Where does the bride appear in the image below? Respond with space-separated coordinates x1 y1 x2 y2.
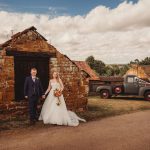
39 71 86 126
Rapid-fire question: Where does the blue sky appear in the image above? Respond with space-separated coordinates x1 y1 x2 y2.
0 0 138 15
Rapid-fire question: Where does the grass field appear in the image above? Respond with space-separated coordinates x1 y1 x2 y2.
78 96 150 121
1 96 150 131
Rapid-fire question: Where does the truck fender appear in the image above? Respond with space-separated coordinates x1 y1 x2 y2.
139 87 150 96
96 86 113 95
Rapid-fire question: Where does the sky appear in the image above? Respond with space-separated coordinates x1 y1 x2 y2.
0 0 149 64
0 0 138 15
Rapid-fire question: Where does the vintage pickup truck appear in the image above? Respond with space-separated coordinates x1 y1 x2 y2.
96 75 150 101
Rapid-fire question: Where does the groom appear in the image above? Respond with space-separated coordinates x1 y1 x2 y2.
24 68 45 125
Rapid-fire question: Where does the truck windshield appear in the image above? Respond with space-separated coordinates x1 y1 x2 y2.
127 77 134 83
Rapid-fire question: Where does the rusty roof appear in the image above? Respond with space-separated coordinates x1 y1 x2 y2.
74 61 100 80
0 26 47 48
127 65 150 78
140 65 150 77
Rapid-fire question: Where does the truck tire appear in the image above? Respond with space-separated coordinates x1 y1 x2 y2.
144 91 150 101
114 86 122 94
100 90 111 99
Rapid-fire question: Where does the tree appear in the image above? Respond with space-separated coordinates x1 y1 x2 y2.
85 56 150 77
130 57 150 65
130 59 140 65
103 65 114 76
103 65 122 76
86 56 106 75
85 56 130 76
85 56 95 69
139 57 150 65
111 65 120 76
119 65 130 76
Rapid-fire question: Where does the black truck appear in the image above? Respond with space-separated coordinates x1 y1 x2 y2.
96 75 150 101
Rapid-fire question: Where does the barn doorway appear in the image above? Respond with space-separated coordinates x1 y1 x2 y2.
14 56 49 101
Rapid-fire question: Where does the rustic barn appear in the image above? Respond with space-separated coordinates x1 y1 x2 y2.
126 64 150 81
74 61 100 95
0 26 88 120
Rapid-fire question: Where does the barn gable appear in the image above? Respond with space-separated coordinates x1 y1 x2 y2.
0 26 57 55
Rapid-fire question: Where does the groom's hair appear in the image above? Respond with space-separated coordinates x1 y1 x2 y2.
31 67 37 71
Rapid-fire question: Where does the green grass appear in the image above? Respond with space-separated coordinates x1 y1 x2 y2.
78 96 150 121
1 96 150 131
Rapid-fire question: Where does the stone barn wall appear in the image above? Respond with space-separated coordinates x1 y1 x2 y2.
0 27 88 121
50 51 88 110
0 49 14 103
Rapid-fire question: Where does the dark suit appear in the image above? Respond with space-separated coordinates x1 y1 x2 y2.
24 76 44 121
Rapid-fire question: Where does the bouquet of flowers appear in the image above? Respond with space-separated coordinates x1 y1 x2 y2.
54 88 62 106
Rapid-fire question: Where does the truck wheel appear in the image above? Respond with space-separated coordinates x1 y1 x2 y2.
144 91 150 101
114 86 122 94
100 90 111 99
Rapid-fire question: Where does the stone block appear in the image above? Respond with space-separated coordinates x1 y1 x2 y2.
5 92 14 102
0 92 2 102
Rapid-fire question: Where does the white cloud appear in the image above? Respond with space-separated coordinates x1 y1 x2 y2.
0 0 150 64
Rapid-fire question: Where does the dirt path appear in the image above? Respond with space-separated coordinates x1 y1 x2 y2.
0 110 150 150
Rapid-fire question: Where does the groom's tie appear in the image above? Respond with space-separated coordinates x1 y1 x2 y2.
32 77 36 82
32 76 36 95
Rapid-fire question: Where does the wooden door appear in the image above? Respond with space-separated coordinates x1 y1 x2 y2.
14 56 49 101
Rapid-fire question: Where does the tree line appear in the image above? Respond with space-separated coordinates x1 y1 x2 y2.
85 56 150 77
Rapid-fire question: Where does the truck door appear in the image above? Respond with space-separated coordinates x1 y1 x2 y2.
124 76 139 94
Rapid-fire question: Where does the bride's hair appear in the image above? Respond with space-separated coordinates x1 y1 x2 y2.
52 71 61 83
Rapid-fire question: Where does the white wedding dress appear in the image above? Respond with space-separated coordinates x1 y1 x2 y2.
39 81 86 126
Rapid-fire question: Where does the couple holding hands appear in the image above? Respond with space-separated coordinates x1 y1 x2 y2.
24 68 86 126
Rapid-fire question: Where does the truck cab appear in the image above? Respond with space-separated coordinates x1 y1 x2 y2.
124 75 139 95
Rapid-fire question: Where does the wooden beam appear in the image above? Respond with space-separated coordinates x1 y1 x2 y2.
6 49 56 58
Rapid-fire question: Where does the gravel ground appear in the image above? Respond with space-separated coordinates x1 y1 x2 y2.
0 110 150 150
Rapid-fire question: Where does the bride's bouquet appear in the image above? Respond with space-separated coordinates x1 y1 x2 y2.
54 88 62 106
